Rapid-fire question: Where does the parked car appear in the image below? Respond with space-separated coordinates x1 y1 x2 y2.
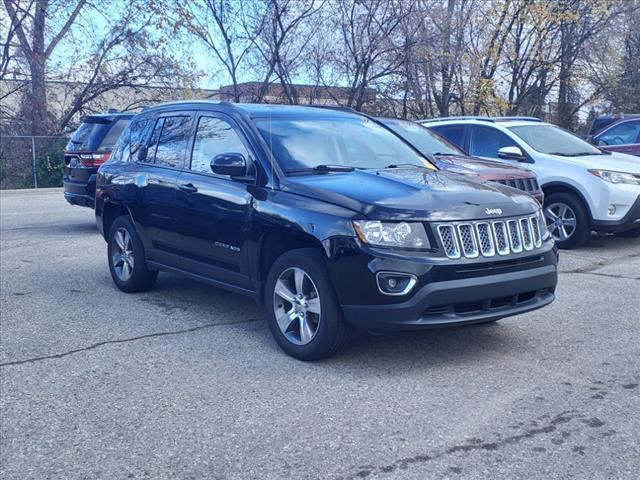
585 114 640 156
421 117 640 248
63 112 133 208
376 117 544 204
96 102 558 360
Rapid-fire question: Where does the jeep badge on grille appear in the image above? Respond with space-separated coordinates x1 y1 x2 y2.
485 208 503 215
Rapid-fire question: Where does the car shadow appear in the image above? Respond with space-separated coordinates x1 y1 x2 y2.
150 272 534 373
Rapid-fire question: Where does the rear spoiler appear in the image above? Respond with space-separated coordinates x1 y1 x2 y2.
80 115 114 125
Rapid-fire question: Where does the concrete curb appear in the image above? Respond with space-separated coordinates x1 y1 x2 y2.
1 187 64 195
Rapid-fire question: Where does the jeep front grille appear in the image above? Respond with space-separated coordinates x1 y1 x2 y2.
495 178 540 194
436 214 543 259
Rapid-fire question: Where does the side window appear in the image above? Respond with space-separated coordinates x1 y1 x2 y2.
190 116 250 174
144 118 164 164
129 118 151 157
108 124 129 163
154 116 192 169
431 125 465 150
469 125 517 159
596 120 640 146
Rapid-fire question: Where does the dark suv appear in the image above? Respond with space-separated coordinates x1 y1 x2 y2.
64 113 132 208
96 102 558 360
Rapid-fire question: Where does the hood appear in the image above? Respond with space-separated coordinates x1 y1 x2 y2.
282 168 539 221
545 152 640 173
434 154 534 179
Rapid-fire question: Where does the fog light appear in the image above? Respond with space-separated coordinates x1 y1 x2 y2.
376 272 417 296
608 205 616 215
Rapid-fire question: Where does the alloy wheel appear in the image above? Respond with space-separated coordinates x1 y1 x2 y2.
273 267 321 345
112 227 135 281
544 202 577 242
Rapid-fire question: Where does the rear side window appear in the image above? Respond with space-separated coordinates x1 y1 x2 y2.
154 116 192 169
430 125 465 150
190 116 250 174
469 125 518 159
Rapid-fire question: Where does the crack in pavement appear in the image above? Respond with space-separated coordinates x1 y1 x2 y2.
338 410 590 479
0 318 260 367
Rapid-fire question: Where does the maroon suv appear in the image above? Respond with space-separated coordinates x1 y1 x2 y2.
586 114 640 156
378 117 544 204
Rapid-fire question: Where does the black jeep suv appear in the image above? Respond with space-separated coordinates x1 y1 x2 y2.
64 113 132 208
96 102 558 360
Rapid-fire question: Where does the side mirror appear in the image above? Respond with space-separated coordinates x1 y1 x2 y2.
498 145 527 162
595 138 609 146
211 152 248 177
137 144 148 162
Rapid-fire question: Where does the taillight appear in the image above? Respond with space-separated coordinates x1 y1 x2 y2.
79 152 111 167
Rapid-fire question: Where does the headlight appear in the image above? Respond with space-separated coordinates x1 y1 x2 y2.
353 221 430 249
536 209 551 241
589 169 640 185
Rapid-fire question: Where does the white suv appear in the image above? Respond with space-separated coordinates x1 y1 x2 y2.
421 117 640 248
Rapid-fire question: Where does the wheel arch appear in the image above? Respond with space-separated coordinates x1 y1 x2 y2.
255 229 328 304
101 201 133 241
541 182 593 222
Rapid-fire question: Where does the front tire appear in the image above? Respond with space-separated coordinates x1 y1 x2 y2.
544 193 590 249
265 249 349 360
107 216 158 293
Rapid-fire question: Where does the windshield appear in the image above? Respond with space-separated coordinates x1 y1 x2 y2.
254 116 433 172
382 119 464 156
509 124 602 156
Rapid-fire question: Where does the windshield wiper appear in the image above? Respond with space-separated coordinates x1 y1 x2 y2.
286 164 356 174
384 163 423 169
433 152 457 156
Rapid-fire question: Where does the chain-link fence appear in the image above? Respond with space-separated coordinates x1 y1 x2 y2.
0 135 69 189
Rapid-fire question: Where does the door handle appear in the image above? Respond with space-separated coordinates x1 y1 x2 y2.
178 183 198 193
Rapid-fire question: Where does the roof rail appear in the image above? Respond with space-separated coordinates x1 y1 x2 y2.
417 116 495 123
307 105 357 113
492 116 542 122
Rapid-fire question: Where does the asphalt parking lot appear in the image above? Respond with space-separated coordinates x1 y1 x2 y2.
1 188 639 480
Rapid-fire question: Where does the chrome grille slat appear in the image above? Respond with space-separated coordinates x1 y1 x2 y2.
437 214 543 259
457 224 479 258
437 225 461 259
530 216 542 248
475 222 495 257
492 221 510 255
519 218 534 250
507 219 523 253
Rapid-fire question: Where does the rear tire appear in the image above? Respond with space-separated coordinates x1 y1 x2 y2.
543 193 590 249
107 216 158 293
265 248 349 360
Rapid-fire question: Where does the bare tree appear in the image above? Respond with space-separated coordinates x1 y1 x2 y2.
2 0 193 134
328 0 413 110
3 0 87 133
171 0 266 103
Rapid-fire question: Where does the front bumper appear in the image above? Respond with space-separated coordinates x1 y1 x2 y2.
342 263 556 329
327 238 558 329
591 195 640 233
